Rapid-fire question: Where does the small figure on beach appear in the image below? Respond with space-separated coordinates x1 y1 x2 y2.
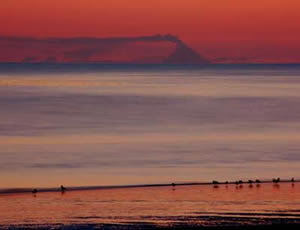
273 178 280 183
291 178 295 183
225 181 229 184
171 183 176 187
248 180 253 184
32 189 38 194
238 180 243 184
60 185 66 192
255 179 261 183
212 180 219 185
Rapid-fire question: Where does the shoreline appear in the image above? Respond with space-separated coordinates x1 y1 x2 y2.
0 179 298 195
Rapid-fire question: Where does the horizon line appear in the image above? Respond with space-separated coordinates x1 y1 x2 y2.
1 62 300 65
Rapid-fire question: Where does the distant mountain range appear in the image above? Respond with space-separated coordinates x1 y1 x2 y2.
0 34 209 64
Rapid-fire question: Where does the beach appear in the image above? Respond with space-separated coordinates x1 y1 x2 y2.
0 182 300 229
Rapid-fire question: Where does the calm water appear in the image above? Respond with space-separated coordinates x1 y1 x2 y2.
0 183 299 227
1 64 300 188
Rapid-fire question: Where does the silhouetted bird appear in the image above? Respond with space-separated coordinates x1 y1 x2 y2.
225 181 229 184
212 180 219 185
248 180 253 184
171 183 176 187
238 180 243 184
32 189 38 194
291 178 295 183
273 178 280 183
60 185 66 192
255 179 261 183
235 181 239 185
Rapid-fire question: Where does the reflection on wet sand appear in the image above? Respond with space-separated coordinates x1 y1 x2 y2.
0 183 299 228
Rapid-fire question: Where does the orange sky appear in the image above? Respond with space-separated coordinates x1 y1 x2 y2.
1 0 300 63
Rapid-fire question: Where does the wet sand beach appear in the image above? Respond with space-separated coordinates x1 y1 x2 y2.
0 182 299 229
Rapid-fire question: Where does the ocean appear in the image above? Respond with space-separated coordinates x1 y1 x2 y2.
1 64 300 189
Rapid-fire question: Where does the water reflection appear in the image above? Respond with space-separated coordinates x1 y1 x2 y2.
273 184 281 190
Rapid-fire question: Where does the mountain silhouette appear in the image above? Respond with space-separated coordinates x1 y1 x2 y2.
0 34 209 64
164 41 209 64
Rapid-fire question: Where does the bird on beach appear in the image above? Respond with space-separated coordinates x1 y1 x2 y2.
32 189 38 194
171 183 176 187
60 185 66 192
248 180 253 184
291 178 295 183
212 180 219 185
273 178 280 183
255 179 261 183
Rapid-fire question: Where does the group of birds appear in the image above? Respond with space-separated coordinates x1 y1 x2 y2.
32 178 296 194
211 179 261 186
211 177 295 186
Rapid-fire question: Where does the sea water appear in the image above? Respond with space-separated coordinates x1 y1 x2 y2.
1 64 300 188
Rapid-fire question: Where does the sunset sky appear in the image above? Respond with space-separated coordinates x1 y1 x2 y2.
1 0 300 63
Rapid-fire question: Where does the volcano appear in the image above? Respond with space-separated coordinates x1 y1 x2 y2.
164 41 209 64
0 34 209 64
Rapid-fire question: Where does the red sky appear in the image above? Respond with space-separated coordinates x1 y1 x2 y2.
1 0 300 63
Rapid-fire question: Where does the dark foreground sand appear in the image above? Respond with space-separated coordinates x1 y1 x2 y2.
1 223 300 230
2 217 300 230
